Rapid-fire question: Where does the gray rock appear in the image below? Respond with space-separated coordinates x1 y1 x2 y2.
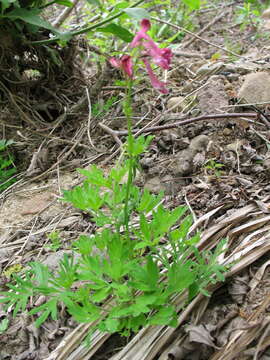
263 157 270 173
167 96 185 112
238 72 270 105
144 176 164 194
189 134 209 153
198 76 229 114
173 149 194 176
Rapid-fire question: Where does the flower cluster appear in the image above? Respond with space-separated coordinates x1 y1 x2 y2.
109 19 173 94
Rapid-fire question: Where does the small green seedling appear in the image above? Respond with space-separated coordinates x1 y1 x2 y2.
45 231 62 252
0 318 9 334
204 159 225 177
0 139 17 192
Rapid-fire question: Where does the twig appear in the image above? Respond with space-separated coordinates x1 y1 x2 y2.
111 112 261 136
85 87 100 152
98 123 123 147
250 105 270 129
250 127 270 146
182 11 227 48
235 140 241 175
184 192 197 222
133 82 209 138
151 16 246 59
52 0 80 28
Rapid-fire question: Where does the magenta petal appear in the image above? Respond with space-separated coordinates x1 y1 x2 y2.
130 18 152 48
160 48 173 66
109 57 120 68
141 18 151 32
142 58 168 94
143 42 172 70
121 55 133 78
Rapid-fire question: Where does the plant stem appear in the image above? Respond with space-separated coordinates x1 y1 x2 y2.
123 79 134 238
31 0 145 45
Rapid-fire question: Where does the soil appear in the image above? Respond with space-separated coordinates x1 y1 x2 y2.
1 1 270 359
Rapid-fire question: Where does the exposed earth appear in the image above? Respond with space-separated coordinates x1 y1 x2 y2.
1 1 270 359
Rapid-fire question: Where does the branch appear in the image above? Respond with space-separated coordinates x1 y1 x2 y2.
101 112 262 137
31 0 145 45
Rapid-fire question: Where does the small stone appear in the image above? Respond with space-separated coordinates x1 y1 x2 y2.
226 73 239 81
223 128 232 136
196 62 225 77
173 149 194 176
262 20 270 30
144 176 164 194
263 157 270 173
198 76 229 114
189 135 209 153
262 8 270 19
167 97 185 112
226 140 245 152
20 192 54 216
238 72 270 106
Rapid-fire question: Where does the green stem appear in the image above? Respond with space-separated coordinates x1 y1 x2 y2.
123 79 134 237
31 0 145 45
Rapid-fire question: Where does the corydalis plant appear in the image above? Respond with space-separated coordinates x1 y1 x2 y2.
110 19 172 94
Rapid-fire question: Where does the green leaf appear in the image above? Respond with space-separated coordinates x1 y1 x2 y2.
78 165 112 188
5 8 61 34
29 298 58 327
67 302 100 323
55 0 73 6
96 23 133 42
167 261 195 295
0 139 14 151
62 183 104 212
148 305 176 326
0 318 9 334
1 0 16 14
30 262 50 288
111 283 131 301
146 256 159 288
126 135 153 157
73 235 93 256
182 0 200 10
104 317 120 333
136 190 163 213
133 241 148 250
124 7 150 20
91 287 110 302
85 0 101 6
139 214 151 243
136 293 158 306
109 163 128 183
130 258 159 292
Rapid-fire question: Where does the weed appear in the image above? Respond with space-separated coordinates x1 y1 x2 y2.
235 1 262 30
0 18 229 340
0 319 9 334
92 96 119 118
204 159 225 177
0 140 17 192
45 231 62 252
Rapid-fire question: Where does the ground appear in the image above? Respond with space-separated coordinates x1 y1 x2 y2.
0 1 270 359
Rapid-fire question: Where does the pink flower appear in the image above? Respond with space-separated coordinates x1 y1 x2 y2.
109 19 173 94
142 58 168 94
131 19 172 70
130 18 151 47
109 55 133 78
142 42 173 70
